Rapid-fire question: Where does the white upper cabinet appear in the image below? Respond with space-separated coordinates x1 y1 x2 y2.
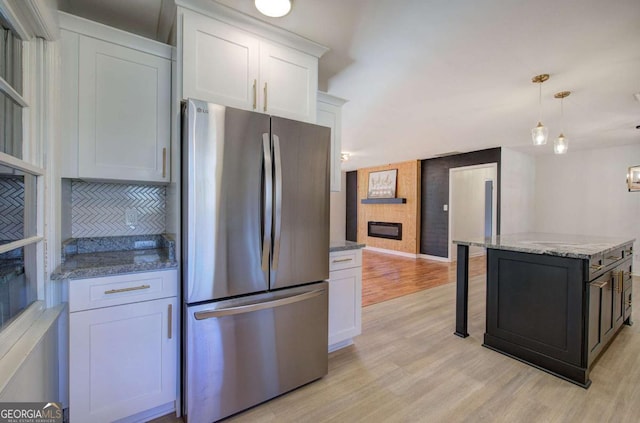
179 4 326 123
60 13 172 183
78 37 171 182
182 11 259 110
317 92 348 192
259 41 317 122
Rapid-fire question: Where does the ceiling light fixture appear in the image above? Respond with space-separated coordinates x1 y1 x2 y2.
554 91 571 155
531 74 550 146
255 0 292 18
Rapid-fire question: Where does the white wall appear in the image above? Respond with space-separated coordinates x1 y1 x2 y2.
534 144 640 271
501 147 536 234
0 310 63 402
330 172 347 242
450 164 497 259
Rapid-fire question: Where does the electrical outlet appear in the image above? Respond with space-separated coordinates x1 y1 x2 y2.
125 208 138 228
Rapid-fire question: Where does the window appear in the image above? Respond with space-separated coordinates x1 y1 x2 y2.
1 25 24 159
0 23 43 332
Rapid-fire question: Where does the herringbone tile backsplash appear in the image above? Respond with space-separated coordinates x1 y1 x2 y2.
0 176 24 242
71 181 166 238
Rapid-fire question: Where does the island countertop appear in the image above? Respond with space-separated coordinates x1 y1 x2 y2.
454 232 635 260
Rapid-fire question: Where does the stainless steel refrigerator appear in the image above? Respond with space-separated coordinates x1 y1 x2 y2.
181 99 330 422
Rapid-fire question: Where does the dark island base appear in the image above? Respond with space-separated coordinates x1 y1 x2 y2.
483 334 592 388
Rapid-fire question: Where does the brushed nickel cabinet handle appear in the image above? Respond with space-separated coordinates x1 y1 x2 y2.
162 147 167 178
607 255 622 261
168 303 173 339
624 249 633 256
590 279 607 289
332 258 353 263
252 79 257 109
590 264 603 271
104 284 151 295
263 82 268 112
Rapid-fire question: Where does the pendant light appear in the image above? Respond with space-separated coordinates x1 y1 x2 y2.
554 91 571 154
531 74 550 145
255 0 292 17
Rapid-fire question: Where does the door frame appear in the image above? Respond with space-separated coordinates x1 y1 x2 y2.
447 163 498 262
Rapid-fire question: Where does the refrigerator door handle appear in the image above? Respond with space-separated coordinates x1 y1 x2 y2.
262 133 273 272
272 134 283 270
193 289 325 320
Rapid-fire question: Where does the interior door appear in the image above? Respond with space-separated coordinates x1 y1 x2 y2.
184 101 270 303
269 116 330 290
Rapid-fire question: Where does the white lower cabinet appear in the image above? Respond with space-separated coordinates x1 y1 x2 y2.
69 270 177 423
328 249 362 351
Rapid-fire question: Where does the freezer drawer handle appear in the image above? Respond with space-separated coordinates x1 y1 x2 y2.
104 284 151 295
194 289 325 320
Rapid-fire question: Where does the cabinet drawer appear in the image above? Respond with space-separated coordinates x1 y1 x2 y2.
69 269 177 312
604 247 625 267
329 249 362 271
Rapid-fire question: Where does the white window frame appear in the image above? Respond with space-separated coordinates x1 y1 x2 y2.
0 3 57 392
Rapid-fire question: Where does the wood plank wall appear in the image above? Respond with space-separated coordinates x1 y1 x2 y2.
357 161 421 254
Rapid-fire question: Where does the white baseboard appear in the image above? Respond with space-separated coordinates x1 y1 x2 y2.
113 402 175 423
364 246 418 258
418 254 451 263
328 338 354 353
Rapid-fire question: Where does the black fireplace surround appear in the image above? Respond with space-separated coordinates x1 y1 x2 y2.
368 221 402 240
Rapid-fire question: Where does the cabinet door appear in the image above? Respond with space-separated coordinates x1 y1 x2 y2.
328 267 362 347
259 41 317 123
317 100 341 192
78 36 170 182
612 269 625 330
70 297 177 423
182 10 259 110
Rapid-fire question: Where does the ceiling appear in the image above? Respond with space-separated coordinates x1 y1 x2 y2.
58 0 640 171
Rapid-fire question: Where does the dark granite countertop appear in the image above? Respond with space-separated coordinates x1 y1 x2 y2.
330 240 366 252
51 234 178 280
454 233 635 260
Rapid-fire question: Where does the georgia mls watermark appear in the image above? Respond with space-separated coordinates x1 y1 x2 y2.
0 402 62 423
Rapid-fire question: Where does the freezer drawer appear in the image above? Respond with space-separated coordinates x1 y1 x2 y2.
184 282 328 422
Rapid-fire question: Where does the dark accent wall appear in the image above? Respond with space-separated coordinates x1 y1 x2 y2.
345 171 358 241
420 148 501 257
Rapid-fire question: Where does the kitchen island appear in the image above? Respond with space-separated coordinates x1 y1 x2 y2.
454 233 634 387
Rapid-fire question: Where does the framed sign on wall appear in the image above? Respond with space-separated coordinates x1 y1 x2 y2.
367 169 397 198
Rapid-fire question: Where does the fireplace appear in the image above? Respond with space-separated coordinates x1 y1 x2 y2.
368 221 402 240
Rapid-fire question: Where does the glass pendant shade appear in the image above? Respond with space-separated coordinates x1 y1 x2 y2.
554 133 568 154
255 0 292 17
531 122 548 145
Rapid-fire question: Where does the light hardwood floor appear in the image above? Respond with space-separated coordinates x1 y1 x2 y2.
152 258 640 423
361 250 486 306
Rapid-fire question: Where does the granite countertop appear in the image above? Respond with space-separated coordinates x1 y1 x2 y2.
51 234 178 280
454 232 635 259
330 240 366 252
